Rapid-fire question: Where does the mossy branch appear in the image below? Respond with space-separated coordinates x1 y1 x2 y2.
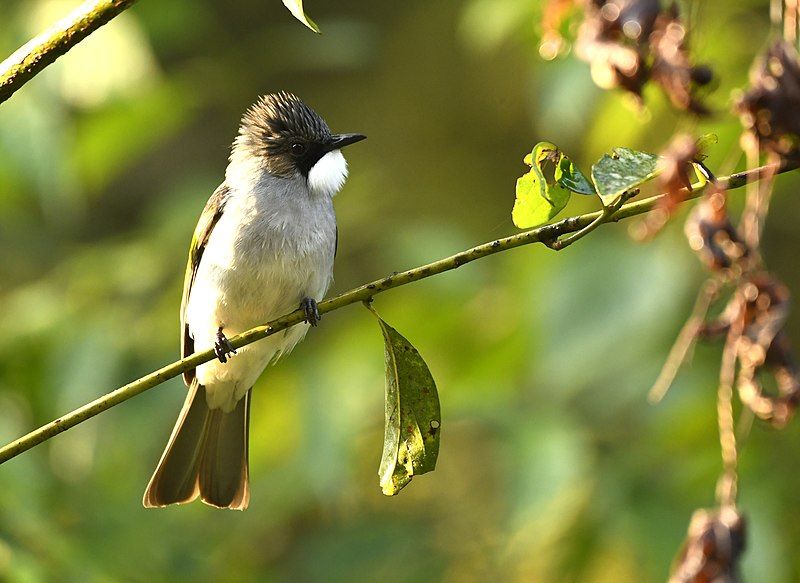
0 160 794 465
0 0 139 106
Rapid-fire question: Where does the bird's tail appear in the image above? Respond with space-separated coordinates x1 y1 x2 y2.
143 381 251 510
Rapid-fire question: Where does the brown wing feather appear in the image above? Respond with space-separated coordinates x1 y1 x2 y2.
181 184 230 385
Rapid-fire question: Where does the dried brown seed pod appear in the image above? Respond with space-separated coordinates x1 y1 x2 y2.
732 275 798 426
634 134 699 238
650 8 712 115
734 274 791 368
658 135 697 203
575 1 651 96
736 41 800 160
738 332 800 427
669 506 745 583
684 187 750 272
573 0 711 112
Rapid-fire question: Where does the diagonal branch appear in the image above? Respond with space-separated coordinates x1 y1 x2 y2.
0 160 795 465
0 0 139 106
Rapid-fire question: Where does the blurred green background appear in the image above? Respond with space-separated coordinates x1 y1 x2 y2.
1 0 800 581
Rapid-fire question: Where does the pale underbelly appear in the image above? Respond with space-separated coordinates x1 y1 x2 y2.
186 255 331 412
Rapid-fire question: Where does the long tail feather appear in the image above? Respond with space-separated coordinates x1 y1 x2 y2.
143 382 251 510
199 391 250 509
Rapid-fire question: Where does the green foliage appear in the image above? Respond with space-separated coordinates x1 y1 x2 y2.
282 0 321 33
513 142 659 227
590 147 660 206
366 304 440 496
555 155 596 196
695 133 719 161
513 143 568 228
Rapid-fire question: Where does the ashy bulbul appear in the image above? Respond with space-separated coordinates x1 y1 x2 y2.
143 92 365 510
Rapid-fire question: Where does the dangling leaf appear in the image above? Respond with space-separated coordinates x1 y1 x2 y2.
513 142 570 228
366 304 441 496
555 155 596 195
591 147 660 206
282 0 321 33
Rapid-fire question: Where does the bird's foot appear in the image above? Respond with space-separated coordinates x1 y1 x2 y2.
300 297 321 327
214 328 237 363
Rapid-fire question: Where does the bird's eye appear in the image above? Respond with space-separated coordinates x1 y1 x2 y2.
290 141 307 156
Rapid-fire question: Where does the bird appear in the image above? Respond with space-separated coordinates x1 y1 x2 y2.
142 91 365 510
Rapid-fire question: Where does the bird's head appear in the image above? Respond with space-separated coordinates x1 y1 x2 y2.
233 91 366 197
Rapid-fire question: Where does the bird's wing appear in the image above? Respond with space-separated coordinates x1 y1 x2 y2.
181 183 231 386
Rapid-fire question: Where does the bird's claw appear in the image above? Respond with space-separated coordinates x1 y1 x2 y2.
301 297 321 327
214 328 237 363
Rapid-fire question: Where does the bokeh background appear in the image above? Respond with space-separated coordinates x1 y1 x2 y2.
1 0 800 581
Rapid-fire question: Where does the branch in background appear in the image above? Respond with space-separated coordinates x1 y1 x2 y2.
0 0 324 106
0 161 795 466
0 0 139 106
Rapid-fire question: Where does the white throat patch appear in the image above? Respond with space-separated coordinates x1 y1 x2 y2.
308 149 348 198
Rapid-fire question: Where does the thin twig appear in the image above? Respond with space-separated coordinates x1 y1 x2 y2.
785 0 799 44
736 407 755 452
0 0 139 106
0 161 794 465
544 196 625 250
648 278 723 404
716 316 742 508
751 156 778 250
741 139 762 251
773 0 784 27
741 147 777 264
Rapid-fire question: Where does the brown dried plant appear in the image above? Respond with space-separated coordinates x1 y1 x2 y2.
541 0 712 112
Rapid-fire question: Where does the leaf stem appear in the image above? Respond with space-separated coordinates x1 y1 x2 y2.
0 160 795 465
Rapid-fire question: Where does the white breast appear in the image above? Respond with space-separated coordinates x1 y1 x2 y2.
186 160 340 411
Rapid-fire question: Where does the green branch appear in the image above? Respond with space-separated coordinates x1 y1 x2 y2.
0 160 793 465
0 0 139 106
544 196 627 250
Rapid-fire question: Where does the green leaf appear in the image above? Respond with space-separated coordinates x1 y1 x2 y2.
513 142 570 228
555 156 596 196
694 133 718 161
282 0 321 33
522 141 557 167
591 147 660 206
512 171 569 228
366 304 441 496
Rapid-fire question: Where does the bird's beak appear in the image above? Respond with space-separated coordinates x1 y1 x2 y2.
329 133 366 150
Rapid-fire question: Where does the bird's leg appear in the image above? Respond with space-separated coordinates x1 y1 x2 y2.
300 297 321 327
214 327 237 363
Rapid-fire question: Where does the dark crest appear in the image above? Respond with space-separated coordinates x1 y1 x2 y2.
234 92 333 176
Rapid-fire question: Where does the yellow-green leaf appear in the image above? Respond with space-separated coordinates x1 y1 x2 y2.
282 0 321 33
512 171 568 228
366 304 440 496
694 133 718 161
523 142 557 168
513 142 570 228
